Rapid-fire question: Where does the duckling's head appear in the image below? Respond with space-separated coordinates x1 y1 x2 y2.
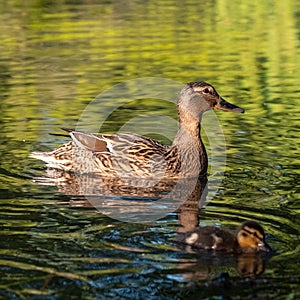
178 82 244 120
236 221 271 252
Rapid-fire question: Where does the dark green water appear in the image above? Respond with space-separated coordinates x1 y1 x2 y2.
0 1 299 299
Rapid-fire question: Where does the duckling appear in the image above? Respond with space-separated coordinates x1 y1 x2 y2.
30 82 244 178
177 221 271 253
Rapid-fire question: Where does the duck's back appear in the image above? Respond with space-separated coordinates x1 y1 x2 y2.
177 226 237 252
31 132 180 178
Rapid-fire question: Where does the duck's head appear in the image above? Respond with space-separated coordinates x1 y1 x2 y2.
236 221 271 252
178 82 244 119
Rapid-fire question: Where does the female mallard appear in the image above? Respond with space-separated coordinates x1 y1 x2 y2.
30 82 244 178
177 220 271 253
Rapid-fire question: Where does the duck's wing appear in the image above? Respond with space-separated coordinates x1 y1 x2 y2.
68 130 111 152
68 130 167 156
31 129 171 175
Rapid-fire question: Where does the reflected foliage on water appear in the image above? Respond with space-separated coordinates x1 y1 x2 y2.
0 0 299 299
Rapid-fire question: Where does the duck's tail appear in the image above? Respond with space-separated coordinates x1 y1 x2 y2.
30 151 72 171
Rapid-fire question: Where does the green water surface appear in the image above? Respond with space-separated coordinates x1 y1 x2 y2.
0 1 299 299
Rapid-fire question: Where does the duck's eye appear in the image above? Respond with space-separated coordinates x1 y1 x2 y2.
203 88 210 94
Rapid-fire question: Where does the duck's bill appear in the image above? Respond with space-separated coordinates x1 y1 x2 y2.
214 98 245 113
258 242 272 252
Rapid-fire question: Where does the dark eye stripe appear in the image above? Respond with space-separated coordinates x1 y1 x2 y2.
243 227 263 241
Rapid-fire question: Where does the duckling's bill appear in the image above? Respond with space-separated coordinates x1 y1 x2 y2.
257 241 272 252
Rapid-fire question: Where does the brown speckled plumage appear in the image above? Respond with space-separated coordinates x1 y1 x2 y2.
30 82 244 178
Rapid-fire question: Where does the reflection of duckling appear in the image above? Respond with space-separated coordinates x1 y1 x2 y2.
237 252 266 277
177 221 271 253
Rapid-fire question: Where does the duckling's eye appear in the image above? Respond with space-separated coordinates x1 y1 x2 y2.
241 232 248 237
203 88 210 94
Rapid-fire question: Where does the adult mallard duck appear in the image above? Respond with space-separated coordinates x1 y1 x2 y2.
177 220 271 253
30 82 244 178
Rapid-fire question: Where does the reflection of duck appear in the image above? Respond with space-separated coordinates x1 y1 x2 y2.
177 221 271 253
30 82 244 178
32 170 207 222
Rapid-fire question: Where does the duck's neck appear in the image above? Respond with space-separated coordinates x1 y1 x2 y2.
173 107 204 145
172 109 208 176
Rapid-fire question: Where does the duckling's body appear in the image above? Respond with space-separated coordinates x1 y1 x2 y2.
177 221 271 253
30 82 244 178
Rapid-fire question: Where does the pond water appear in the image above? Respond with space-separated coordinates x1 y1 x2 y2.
0 0 299 299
